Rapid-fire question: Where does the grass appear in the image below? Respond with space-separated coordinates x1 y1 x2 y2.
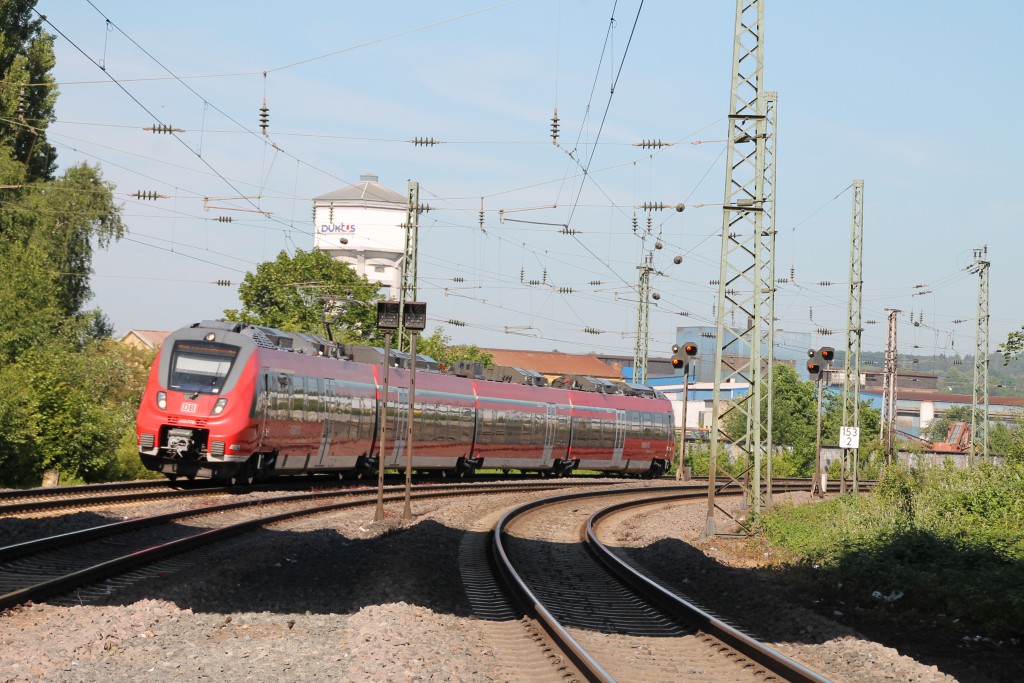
758 462 1024 640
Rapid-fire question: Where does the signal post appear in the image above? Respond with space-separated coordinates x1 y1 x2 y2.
807 347 834 497
672 342 698 480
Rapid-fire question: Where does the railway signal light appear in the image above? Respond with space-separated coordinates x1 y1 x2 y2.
807 346 835 382
671 342 697 371
807 357 822 381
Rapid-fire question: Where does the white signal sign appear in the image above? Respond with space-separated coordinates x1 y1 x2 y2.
840 426 860 449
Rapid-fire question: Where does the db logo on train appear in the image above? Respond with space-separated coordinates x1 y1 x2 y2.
180 402 198 413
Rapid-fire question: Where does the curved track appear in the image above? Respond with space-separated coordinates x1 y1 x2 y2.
489 485 830 682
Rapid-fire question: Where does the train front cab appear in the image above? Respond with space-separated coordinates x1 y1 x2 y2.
137 324 262 483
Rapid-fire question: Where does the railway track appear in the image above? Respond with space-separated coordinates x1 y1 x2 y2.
0 479 228 516
0 481 566 611
484 484 830 682
0 472 681 516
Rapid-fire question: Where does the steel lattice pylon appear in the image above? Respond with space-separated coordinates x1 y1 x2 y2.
840 180 864 493
757 90 777 508
970 246 990 463
397 181 420 352
633 250 654 385
881 309 899 464
705 0 770 537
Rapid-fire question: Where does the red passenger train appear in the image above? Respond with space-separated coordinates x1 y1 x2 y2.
137 321 676 484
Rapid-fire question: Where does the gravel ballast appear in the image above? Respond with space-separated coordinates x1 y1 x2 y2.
1 482 1018 681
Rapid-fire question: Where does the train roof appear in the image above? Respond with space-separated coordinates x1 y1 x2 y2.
182 320 663 398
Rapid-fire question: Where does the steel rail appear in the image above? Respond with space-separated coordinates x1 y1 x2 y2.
0 483 561 611
491 484 728 683
587 493 831 683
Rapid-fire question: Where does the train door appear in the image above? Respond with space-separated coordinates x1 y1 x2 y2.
388 387 410 465
613 409 627 461
315 379 333 468
542 405 557 460
256 373 271 449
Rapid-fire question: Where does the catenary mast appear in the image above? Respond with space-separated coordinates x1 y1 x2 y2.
706 0 771 536
970 246 990 463
840 180 864 493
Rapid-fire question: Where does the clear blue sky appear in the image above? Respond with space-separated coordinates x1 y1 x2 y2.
36 0 1023 361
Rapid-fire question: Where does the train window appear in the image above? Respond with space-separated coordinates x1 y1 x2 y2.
291 376 306 421
309 378 324 421
478 408 493 444
169 341 239 394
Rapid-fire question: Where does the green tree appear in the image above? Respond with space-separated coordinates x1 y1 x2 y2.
0 2 131 486
0 0 58 182
30 334 152 483
1000 328 1024 364
416 326 494 370
821 392 882 443
22 162 125 316
224 248 382 344
721 364 819 476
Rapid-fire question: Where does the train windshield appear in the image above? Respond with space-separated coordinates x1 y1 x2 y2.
169 341 240 394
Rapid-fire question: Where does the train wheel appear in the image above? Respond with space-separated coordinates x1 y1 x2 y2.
232 460 255 487
164 473 177 482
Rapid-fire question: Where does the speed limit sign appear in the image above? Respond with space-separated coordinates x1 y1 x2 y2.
840 426 860 449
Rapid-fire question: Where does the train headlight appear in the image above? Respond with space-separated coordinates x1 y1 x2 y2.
156 391 167 410
212 398 228 415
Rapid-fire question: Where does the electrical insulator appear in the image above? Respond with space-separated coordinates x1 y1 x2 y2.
589 280 603 286
701 331 715 338
817 281 832 286
447 320 466 327
953 319 965 324
528 280 541 286
559 227 579 235
556 287 575 294
790 266 796 280
865 320 877 325
776 277 789 283
16 86 26 121
215 279 232 286
550 108 560 145
709 279 720 285
145 123 183 134
542 267 548 283
634 139 670 149
216 216 233 223
453 277 465 283
131 191 163 200
639 202 668 211
817 328 833 336
411 137 439 146
417 203 432 213
519 267 524 282
479 209 484 230
259 100 269 136
632 216 638 233
583 327 601 335
678 311 690 317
